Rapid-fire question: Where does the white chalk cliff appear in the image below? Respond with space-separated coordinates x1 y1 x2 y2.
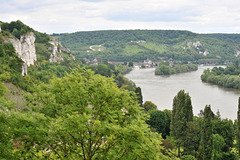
8 32 37 75
48 40 69 63
6 31 74 75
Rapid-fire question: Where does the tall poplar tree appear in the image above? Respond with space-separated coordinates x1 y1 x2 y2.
201 105 213 160
237 97 240 156
170 90 193 157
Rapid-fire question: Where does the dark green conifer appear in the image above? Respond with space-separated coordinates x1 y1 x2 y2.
237 97 240 155
170 90 194 157
135 87 143 107
202 105 213 160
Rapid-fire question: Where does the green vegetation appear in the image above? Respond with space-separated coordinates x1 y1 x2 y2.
147 110 167 138
1 20 33 39
155 64 175 75
200 105 213 160
2 20 240 159
0 20 80 92
171 90 194 157
201 63 240 90
238 97 240 156
52 30 240 63
155 63 198 75
141 91 238 159
143 100 158 111
0 68 172 159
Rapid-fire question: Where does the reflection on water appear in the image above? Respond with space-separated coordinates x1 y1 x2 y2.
125 66 240 120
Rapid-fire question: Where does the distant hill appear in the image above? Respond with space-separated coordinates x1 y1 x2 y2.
52 30 240 62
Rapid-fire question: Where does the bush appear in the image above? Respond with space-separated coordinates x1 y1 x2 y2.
180 155 197 160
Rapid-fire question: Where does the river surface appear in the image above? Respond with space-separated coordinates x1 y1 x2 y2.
125 66 240 120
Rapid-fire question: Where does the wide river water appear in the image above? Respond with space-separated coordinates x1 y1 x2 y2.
125 66 240 120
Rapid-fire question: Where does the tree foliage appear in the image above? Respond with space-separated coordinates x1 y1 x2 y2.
200 105 213 160
53 30 240 62
147 110 167 138
237 97 240 156
1 20 33 39
171 90 194 157
0 68 171 159
143 101 157 112
155 64 198 76
201 66 240 90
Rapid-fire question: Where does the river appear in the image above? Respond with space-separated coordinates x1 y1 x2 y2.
125 66 240 120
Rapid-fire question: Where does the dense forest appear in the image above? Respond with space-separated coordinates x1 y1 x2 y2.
1 20 240 160
52 30 240 63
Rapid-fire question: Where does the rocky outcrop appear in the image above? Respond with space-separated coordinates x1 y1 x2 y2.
70 54 75 60
235 51 240 57
187 41 209 56
48 40 70 63
187 41 202 49
7 32 37 75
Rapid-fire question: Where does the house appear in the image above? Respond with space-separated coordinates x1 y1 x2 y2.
143 58 152 68
92 58 98 66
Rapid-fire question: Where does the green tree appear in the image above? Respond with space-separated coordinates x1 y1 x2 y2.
183 121 200 157
180 155 197 160
201 105 213 160
143 101 157 111
212 134 225 160
170 90 194 157
11 28 20 38
155 65 174 75
135 86 143 107
234 60 239 70
237 97 240 156
94 63 112 77
147 110 167 138
163 109 172 137
128 61 133 67
212 118 234 153
23 68 170 159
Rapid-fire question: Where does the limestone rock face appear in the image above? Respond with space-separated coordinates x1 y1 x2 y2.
48 41 65 63
235 51 240 57
8 32 37 75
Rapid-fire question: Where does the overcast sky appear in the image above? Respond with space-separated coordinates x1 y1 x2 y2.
1 0 240 34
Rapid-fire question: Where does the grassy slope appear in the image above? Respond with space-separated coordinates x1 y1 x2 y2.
4 82 26 109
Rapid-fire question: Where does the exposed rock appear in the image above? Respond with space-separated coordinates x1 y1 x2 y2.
187 41 209 56
48 40 71 63
203 50 209 56
235 51 240 57
61 46 71 53
187 41 202 48
48 41 63 63
7 32 37 75
70 54 75 60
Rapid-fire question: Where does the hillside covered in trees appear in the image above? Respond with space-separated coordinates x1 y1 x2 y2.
52 30 240 63
2 20 240 160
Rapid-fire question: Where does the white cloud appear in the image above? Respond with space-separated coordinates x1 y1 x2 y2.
0 0 240 33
